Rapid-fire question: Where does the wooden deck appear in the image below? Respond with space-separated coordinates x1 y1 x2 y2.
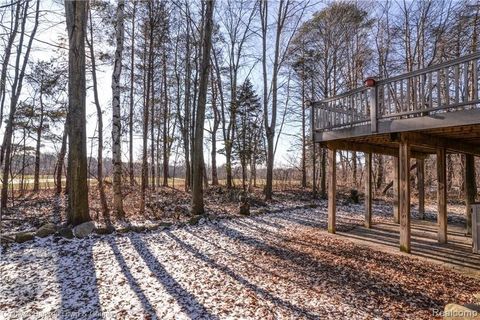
338 220 480 277
313 52 480 157
311 52 480 255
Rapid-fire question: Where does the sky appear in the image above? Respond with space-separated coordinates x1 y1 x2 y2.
2 0 320 169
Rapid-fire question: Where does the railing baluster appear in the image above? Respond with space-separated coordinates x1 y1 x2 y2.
393 81 397 113
437 70 442 108
455 64 460 104
413 76 418 110
400 80 404 114
474 59 478 101
428 72 433 110
420 74 425 110
463 62 469 102
445 67 450 106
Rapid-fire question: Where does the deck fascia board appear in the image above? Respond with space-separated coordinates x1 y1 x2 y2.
315 109 480 142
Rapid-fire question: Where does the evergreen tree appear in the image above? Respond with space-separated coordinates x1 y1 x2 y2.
233 79 265 191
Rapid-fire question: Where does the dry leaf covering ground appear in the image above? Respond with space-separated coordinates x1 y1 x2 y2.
1 196 479 320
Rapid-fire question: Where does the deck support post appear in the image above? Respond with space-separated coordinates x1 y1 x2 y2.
399 137 411 253
417 158 425 219
393 157 399 224
437 147 447 244
465 154 476 235
365 152 372 228
328 148 336 234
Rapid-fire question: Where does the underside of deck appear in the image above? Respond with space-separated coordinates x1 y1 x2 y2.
316 109 480 157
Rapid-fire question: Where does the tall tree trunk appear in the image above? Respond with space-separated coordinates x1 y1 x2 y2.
128 1 136 187
111 0 125 218
150 60 156 191
140 5 154 213
301 70 307 188
261 0 285 201
65 0 90 225
162 51 169 187
87 6 109 222
183 11 192 191
191 0 214 215
33 94 44 192
210 71 219 186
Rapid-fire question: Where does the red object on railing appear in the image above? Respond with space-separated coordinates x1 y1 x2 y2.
364 78 376 87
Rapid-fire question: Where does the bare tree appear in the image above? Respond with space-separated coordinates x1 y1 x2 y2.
87 4 109 222
260 0 306 200
191 0 215 215
112 0 126 218
128 1 137 187
65 0 90 225
1 0 40 209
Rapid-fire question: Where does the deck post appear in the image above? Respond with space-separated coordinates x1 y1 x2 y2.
393 157 399 224
365 152 372 228
399 137 411 253
328 148 336 234
437 147 447 244
417 158 425 219
465 154 476 235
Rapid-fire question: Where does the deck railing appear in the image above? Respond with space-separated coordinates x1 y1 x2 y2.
313 52 480 133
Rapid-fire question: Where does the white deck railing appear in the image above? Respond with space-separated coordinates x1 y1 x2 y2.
312 52 480 133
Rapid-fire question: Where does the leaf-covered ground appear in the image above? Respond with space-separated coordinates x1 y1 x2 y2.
1 202 478 319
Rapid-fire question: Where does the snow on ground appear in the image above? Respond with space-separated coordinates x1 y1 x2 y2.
1 202 478 320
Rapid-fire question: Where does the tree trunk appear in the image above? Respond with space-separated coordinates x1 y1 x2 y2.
150 58 156 191
33 94 44 192
111 0 125 218
210 72 220 186
301 73 307 188
320 148 326 197
465 154 477 235
376 154 384 190
191 0 214 215
55 122 68 195
183 12 192 192
87 6 109 222
352 151 357 188
128 1 136 187
140 5 154 213
162 50 169 187
65 0 90 225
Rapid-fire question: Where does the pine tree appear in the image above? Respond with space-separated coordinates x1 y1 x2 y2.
233 79 265 191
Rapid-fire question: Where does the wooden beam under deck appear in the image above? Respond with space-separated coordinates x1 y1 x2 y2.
390 132 480 156
322 140 428 159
